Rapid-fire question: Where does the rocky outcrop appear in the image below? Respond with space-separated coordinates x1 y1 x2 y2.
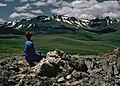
0 48 120 86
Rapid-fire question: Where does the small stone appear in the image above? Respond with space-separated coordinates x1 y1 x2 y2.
81 72 89 78
85 60 91 69
66 75 72 80
115 79 120 85
9 66 20 72
8 79 17 85
89 77 95 85
52 83 58 86
115 75 120 79
87 69 93 74
58 77 65 83
71 70 82 79
113 65 119 75
61 82 71 86
17 79 25 86
71 80 81 86
106 64 113 77
92 68 102 74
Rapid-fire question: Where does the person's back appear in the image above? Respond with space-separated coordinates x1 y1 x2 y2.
24 32 46 67
24 38 36 61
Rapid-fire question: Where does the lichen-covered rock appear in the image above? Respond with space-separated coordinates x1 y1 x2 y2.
47 49 64 58
67 55 88 72
38 61 62 77
31 50 65 77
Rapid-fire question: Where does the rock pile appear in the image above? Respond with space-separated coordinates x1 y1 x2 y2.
0 48 120 86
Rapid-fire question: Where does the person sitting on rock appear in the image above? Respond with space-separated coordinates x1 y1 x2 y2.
24 32 46 67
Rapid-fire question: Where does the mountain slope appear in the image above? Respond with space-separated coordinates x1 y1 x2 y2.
1 15 119 34
0 25 24 35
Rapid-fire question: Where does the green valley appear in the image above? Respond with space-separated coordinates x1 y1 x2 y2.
0 31 120 59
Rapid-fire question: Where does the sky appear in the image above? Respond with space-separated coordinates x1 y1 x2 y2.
0 0 120 23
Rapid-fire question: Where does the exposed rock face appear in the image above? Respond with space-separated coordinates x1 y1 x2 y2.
0 48 120 86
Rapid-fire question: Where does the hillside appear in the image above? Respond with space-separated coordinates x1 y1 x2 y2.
0 33 120 59
0 49 120 86
0 26 24 35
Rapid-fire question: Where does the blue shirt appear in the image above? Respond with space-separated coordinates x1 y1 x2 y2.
24 38 37 61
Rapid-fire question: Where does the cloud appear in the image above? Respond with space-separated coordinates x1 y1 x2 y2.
51 0 120 19
15 3 31 12
32 1 47 7
4 0 14 2
1 0 120 22
51 0 98 19
102 11 120 18
52 6 72 15
20 0 37 3
9 12 37 19
79 14 96 20
31 10 43 14
71 0 97 8
47 0 57 4
9 12 19 18
0 18 6 23
29 0 37 2
48 1 70 7
20 0 28 3
0 3 7 6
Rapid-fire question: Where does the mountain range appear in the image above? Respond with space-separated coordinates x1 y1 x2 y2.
0 15 120 34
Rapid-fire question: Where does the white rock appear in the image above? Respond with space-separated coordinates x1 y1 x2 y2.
66 75 72 80
58 77 65 83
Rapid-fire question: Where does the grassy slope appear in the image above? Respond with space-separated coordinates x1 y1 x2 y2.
100 28 120 42
34 34 119 54
0 35 25 58
0 30 120 59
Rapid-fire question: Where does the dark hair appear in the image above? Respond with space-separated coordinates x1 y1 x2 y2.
25 32 33 38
